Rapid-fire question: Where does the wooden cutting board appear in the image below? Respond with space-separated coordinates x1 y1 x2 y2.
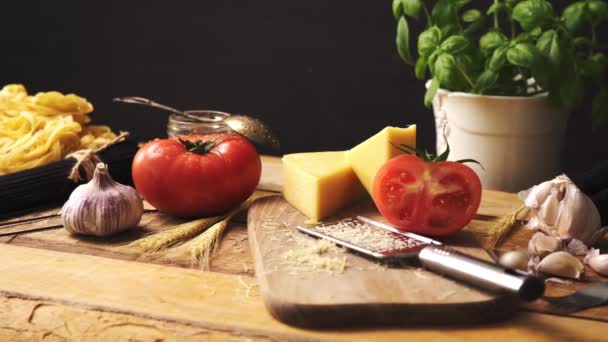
247 195 519 328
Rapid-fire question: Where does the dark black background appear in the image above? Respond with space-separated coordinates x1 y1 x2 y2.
1 1 605 173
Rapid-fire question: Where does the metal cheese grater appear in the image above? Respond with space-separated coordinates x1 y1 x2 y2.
297 216 545 301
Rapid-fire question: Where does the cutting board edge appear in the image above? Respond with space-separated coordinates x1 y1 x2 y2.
255 290 519 328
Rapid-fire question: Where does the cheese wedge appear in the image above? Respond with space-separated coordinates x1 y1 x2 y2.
282 151 366 220
345 125 416 194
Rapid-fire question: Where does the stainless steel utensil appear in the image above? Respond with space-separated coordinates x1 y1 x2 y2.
297 216 545 301
544 282 608 314
113 96 280 150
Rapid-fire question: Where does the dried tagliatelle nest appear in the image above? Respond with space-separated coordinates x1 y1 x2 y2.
0 84 117 175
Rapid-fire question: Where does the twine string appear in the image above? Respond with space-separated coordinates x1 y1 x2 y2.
66 131 130 182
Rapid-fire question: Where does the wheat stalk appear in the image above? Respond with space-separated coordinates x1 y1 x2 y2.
487 205 528 248
170 200 252 269
128 215 224 254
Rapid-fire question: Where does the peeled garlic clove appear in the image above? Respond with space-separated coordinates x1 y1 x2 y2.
536 251 584 279
499 250 529 271
528 232 563 258
62 163 143 237
584 248 608 276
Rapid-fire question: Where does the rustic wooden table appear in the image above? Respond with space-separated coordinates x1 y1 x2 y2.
0 156 606 341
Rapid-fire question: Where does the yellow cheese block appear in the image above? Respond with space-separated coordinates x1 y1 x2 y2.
282 151 366 220
345 125 416 194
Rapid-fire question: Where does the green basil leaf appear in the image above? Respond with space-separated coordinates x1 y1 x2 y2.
581 53 607 82
392 0 404 19
489 44 509 70
415 57 428 80
462 9 482 23
440 35 470 54
536 30 561 71
440 24 460 38
396 17 414 64
592 88 608 128
512 0 553 31
418 26 442 57
588 0 608 24
531 64 551 90
424 78 440 108
434 53 461 89
487 2 506 15
454 0 471 10
480 31 508 55
402 0 422 19
587 0 608 25
562 2 588 34
463 16 486 36
474 70 499 93
432 0 458 28
506 43 539 68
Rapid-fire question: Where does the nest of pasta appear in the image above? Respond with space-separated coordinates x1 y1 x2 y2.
0 84 118 176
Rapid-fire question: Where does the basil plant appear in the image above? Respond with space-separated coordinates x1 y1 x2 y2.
393 0 608 127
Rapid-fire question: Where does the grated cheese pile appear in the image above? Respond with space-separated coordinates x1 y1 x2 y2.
282 238 347 274
314 220 422 253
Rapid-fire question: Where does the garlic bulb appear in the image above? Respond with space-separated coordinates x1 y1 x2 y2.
61 163 143 237
518 175 601 245
528 232 563 258
498 250 529 271
534 251 585 279
584 248 608 276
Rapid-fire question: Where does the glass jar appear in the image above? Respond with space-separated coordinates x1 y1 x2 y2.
167 110 232 138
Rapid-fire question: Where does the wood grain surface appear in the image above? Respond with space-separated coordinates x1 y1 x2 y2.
0 244 606 342
0 156 606 341
248 195 518 328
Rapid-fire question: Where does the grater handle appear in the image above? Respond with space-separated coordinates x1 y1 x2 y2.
418 245 544 301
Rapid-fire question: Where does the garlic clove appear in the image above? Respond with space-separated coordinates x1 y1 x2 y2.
564 239 588 256
498 250 529 271
536 251 584 279
519 180 553 209
61 163 143 237
584 248 608 276
528 232 563 258
589 226 608 247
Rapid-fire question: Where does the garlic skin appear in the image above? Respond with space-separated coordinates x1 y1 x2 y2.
519 175 601 245
499 250 529 271
62 163 143 237
534 251 585 279
528 232 563 258
584 248 608 276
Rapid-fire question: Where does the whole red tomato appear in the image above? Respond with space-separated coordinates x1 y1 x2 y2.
372 154 481 236
132 133 261 217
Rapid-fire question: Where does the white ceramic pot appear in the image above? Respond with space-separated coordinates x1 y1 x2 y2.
431 86 569 192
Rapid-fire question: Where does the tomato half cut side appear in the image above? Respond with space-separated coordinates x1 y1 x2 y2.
372 155 426 230
423 162 482 236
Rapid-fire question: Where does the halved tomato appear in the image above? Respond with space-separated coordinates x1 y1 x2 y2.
372 154 481 236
